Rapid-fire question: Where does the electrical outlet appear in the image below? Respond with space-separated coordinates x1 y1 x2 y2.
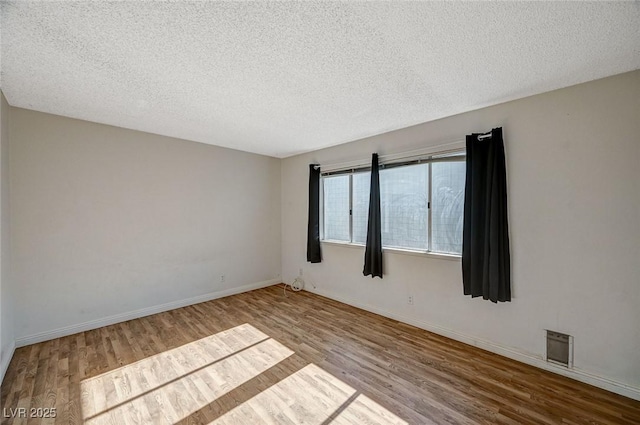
408 295 414 305
299 268 304 276
220 274 225 283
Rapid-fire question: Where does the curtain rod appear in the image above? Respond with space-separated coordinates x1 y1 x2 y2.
313 139 466 172
475 128 499 141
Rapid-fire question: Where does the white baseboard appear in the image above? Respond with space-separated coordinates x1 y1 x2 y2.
308 286 640 401
15 278 281 348
0 340 16 387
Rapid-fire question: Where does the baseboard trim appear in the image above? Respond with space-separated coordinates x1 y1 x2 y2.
0 340 16 387
308 286 640 401
16 278 281 348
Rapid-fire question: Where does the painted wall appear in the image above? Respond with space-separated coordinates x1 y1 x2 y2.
1 91 15 382
10 108 282 342
281 71 640 394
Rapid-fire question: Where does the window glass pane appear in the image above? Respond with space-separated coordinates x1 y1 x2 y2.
380 164 429 250
352 172 371 244
432 161 465 254
323 175 350 241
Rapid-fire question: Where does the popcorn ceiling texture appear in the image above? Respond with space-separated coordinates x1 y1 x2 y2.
1 1 639 158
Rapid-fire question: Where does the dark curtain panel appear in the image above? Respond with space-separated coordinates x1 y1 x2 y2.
307 164 322 263
363 153 383 278
462 127 511 302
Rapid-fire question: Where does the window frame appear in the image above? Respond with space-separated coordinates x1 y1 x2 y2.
320 149 466 257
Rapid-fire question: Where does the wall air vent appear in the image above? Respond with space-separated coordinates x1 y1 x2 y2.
546 330 573 368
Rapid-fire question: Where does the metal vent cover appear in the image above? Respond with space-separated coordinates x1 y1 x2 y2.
546 330 573 367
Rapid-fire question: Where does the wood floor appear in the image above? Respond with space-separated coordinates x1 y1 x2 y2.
2 285 639 425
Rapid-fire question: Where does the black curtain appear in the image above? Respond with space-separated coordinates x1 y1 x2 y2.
363 153 383 278
462 127 511 302
307 164 322 263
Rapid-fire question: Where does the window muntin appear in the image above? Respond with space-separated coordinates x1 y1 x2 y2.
321 151 465 255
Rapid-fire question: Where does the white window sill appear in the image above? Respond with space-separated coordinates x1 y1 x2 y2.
320 240 461 261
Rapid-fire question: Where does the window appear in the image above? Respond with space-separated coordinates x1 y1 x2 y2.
321 151 465 255
322 175 350 241
351 172 370 244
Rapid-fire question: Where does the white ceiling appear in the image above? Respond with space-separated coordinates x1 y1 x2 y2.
1 2 639 158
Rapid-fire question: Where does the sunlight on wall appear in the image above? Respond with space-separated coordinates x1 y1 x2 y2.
80 323 294 424
209 364 407 425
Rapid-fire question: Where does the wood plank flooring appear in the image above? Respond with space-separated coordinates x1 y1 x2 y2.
2 285 639 424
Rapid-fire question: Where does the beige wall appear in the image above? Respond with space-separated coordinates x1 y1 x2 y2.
1 91 15 382
281 71 640 397
9 109 282 343
2 71 639 398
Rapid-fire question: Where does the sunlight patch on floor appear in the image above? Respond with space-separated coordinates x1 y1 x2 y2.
80 323 293 424
209 364 407 425
329 393 408 425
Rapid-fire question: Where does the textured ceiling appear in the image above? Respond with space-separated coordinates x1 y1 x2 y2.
1 2 639 158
